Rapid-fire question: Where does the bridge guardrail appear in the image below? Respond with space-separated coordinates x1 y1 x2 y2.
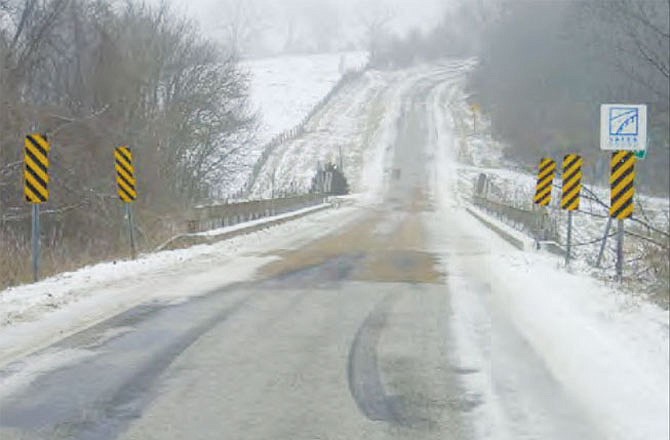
471 195 559 243
186 194 326 234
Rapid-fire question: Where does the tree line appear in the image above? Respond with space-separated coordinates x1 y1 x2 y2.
1 0 255 287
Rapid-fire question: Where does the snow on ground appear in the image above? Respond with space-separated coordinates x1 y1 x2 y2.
0 51 374 368
426 60 669 440
439 60 669 297
0 51 370 360
0 58 667 439
0 203 365 368
243 52 367 145
247 63 466 200
225 52 367 192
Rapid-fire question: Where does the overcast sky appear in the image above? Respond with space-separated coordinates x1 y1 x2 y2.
165 0 447 56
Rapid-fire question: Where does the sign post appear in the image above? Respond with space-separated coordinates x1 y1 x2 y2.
616 219 625 281
595 217 612 268
533 158 556 207
561 154 583 265
125 204 136 260
533 158 556 243
115 146 138 259
31 204 40 282
24 134 50 282
600 104 645 280
609 151 636 280
600 104 647 153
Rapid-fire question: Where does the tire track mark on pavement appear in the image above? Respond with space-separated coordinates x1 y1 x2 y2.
347 291 417 427
0 287 258 440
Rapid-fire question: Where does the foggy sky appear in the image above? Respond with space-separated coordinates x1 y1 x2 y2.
166 0 447 55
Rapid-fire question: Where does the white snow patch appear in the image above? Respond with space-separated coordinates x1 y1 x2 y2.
225 52 368 192
243 52 367 146
195 203 328 237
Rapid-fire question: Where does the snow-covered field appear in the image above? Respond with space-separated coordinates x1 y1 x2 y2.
243 52 367 145
226 52 368 192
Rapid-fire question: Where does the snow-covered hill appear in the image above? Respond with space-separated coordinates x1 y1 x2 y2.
223 52 367 194
243 52 367 144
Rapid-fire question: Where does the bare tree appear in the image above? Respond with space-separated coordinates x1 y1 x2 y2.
359 2 395 65
578 0 670 103
0 0 257 287
217 0 267 56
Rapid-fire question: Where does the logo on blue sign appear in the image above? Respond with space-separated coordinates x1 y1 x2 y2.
609 107 639 136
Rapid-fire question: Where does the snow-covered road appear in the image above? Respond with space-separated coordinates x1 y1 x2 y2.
0 61 667 440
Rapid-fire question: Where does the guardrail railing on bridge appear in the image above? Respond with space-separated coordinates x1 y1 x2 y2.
471 195 559 243
186 194 326 234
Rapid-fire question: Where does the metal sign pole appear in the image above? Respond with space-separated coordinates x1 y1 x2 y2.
115 146 138 259
616 219 624 281
126 204 137 260
24 133 50 282
31 204 41 281
600 104 646 279
565 210 573 266
596 217 612 268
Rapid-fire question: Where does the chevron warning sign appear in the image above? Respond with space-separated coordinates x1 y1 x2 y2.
115 146 137 202
561 154 583 211
534 158 556 206
24 134 51 204
610 151 636 219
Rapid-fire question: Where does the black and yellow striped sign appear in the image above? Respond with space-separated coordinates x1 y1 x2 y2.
115 146 137 202
610 151 636 219
534 158 556 206
24 134 50 204
561 154 583 211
